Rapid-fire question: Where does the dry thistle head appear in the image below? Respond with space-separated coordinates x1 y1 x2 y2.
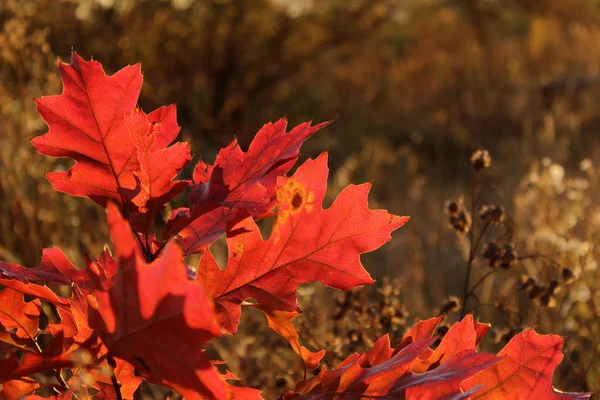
471 149 491 171
479 204 505 225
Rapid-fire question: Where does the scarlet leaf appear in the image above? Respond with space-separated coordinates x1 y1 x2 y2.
0 247 93 287
0 289 40 340
191 119 327 209
252 304 325 371
0 378 39 399
32 53 190 225
50 286 97 348
168 119 328 255
0 333 78 383
395 316 443 354
90 205 226 399
463 329 592 399
282 337 497 399
90 358 144 399
0 279 68 306
411 314 477 373
196 153 408 333
122 107 191 217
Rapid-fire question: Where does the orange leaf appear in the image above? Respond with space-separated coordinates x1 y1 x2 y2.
463 329 591 399
196 153 408 333
253 304 325 371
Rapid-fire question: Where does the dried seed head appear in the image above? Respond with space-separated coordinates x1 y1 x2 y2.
548 279 560 295
445 200 460 215
450 210 472 234
539 292 556 308
519 275 536 291
482 241 502 267
562 267 575 283
479 205 505 225
528 285 545 300
471 149 491 171
492 327 520 343
438 296 461 315
500 244 517 270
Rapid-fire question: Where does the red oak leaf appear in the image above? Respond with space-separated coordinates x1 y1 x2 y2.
411 314 477 373
463 329 592 399
123 107 191 217
90 205 226 400
474 318 490 347
218 371 263 400
195 152 408 333
282 337 497 400
32 53 189 225
32 52 142 206
0 279 67 306
90 358 144 399
252 303 325 371
167 119 328 255
395 316 443 353
404 352 497 400
50 286 97 349
0 333 78 383
191 119 328 209
0 289 41 340
0 247 93 287
0 378 39 399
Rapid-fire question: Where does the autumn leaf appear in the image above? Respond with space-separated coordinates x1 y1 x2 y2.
0 378 40 399
0 289 41 340
0 279 68 306
167 118 328 255
463 329 592 399
252 304 325 371
411 314 477 374
32 52 190 224
122 107 191 217
281 337 497 400
90 204 226 399
196 152 408 333
90 358 144 399
0 333 78 383
0 247 93 288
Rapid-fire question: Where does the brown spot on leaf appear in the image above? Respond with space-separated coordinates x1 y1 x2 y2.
291 192 303 210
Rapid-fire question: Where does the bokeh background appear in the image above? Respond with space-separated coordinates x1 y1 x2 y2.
2 0 600 397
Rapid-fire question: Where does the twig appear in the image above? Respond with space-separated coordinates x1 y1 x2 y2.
460 173 482 318
108 355 123 400
464 267 499 303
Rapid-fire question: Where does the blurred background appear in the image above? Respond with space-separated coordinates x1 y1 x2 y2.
2 0 600 397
